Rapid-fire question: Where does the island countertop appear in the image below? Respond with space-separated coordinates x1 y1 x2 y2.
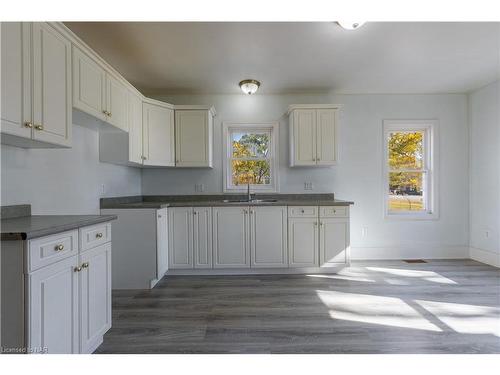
1 210 117 241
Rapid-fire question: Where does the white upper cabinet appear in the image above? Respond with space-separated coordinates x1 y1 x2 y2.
1 22 72 148
288 105 340 166
174 106 215 168
128 91 144 165
72 47 106 121
143 99 175 167
31 23 72 147
1 22 31 139
72 46 128 132
106 74 128 132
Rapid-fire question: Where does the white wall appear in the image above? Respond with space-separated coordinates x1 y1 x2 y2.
468 81 500 267
143 93 470 260
1 115 142 215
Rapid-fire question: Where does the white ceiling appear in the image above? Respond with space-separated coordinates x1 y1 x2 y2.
64 22 500 95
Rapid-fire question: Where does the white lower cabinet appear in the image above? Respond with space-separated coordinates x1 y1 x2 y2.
156 208 169 278
319 218 349 266
193 207 213 269
79 243 112 353
20 224 114 354
28 255 80 354
250 206 288 268
288 217 319 267
166 204 350 272
168 207 213 269
212 207 250 268
168 207 193 269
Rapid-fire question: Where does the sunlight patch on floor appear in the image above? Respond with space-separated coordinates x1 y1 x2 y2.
306 274 376 283
416 299 500 337
316 290 442 332
366 266 458 284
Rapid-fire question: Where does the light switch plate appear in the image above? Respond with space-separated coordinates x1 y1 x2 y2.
195 184 204 192
304 182 313 190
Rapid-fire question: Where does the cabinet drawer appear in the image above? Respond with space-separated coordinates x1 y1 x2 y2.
287 206 318 218
320 206 349 218
28 230 78 272
79 222 111 251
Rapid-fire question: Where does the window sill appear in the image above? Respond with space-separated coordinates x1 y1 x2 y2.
384 212 439 221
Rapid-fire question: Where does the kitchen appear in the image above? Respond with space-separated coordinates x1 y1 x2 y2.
1 12 499 365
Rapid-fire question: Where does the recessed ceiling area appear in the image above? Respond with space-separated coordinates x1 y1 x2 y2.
64 22 500 95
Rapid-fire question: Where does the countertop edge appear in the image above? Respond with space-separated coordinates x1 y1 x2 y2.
1 215 117 241
100 201 354 209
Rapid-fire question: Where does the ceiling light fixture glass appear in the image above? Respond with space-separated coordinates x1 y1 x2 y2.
239 79 260 95
337 21 366 30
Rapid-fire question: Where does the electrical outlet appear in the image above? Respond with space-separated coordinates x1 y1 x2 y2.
100 184 106 196
195 184 204 193
304 182 313 190
361 227 368 238
485 230 490 239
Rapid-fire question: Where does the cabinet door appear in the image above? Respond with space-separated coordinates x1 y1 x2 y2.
72 47 106 121
128 91 143 164
316 109 337 165
143 103 175 166
168 207 193 269
32 23 72 147
250 206 288 268
320 218 348 266
157 208 169 277
288 217 319 267
28 255 79 354
175 110 212 167
292 109 317 165
213 207 250 268
1 22 31 139
106 74 128 132
79 243 112 354
193 207 213 269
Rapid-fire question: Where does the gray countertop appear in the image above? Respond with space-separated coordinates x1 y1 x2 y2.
1 214 117 241
100 194 354 209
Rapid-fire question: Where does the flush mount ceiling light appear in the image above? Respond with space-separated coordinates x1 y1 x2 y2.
337 21 366 30
239 79 260 95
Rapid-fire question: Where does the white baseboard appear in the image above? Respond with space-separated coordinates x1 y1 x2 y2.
351 245 469 260
469 247 500 268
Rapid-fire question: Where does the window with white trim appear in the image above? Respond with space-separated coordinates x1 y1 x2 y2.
223 122 279 192
383 120 438 219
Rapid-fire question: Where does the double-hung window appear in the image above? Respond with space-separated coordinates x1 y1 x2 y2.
383 120 438 219
223 122 279 192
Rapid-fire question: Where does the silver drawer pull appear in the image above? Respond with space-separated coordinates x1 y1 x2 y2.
54 244 64 251
301 209 305 213
95 232 103 238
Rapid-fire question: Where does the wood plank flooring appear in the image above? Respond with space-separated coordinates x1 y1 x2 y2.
95 260 500 354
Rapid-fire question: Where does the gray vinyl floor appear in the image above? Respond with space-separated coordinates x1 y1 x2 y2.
96 260 500 354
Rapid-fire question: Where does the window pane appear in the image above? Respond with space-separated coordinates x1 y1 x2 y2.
232 132 269 158
232 160 271 185
388 172 425 211
388 131 424 170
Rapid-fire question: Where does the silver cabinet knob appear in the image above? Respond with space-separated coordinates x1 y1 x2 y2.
54 244 64 251
95 232 103 238
82 262 89 269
